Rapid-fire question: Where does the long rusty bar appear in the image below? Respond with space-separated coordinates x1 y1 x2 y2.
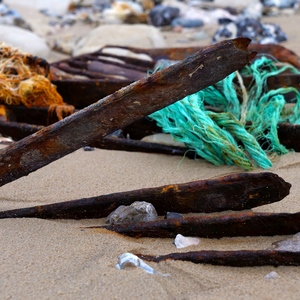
0 38 255 187
0 172 290 219
138 250 300 267
99 211 300 238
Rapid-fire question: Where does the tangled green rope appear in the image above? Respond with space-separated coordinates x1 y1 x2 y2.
150 56 300 170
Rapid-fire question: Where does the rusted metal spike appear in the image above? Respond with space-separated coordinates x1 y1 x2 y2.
0 38 255 187
98 211 300 238
0 172 290 219
138 250 300 267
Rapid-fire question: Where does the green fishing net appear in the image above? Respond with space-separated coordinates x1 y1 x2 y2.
149 56 300 170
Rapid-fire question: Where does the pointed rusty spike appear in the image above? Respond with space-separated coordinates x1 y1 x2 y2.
0 38 255 187
98 211 300 238
138 250 300 267
0 172 291 219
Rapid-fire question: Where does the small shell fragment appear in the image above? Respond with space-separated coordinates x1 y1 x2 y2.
268 232 300 252
265 271 280 279
174 234 200 249
116 253 169 276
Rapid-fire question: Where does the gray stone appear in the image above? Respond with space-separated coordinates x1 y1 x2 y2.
105 201 158 225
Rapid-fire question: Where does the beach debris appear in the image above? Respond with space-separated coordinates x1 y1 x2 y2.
116 253 169 276
174 234 200 249
268 232 300 252
0 38 255 188
0 43 74 122
49 43 300 109
0 172 290 219
105 201 158 225
100 210 300 239
137 250 300 267
150 54 300 170
265 271 280 279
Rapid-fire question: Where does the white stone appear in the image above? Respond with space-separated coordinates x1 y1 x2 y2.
4 0 73 16
174 234 200 249
265 271 280 279
0 25 50 59
73 24 167 56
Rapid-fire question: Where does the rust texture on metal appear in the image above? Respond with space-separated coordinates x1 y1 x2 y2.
0 172 290 219
99 211 300 238
2 115 300 156
138 250 300 267
0 38 256 188
50 43 300 107
278 123 300 152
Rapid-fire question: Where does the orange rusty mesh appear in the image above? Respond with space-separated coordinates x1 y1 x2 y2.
0 43 65 108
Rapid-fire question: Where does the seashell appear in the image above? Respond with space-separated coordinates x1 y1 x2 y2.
116 253 169 276
174 234 200 249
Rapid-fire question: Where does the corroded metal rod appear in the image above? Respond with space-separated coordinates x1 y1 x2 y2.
0 172 290 219
138 250 300 267
0 38 255 187
99 211 300 238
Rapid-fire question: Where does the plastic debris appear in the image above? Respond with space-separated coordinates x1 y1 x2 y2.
265 271 280 279
269 232 300 252
105 201 158 225
116 253 169 276
174 234 200 249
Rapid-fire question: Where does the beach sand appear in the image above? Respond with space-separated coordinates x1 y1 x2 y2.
1 7 300 300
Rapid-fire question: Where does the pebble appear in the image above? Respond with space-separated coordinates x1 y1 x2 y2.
105 201 158 225
174 234 200 249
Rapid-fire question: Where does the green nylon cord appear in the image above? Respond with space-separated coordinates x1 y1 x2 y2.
149 56 300 170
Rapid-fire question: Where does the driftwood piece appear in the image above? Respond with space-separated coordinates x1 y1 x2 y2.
0 38 255 187
98 211 300 238
138 250 300 267
0 172 290 219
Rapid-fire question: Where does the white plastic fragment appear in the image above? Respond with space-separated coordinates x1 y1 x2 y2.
174 234 200 249
269 232 300 252
116 253 169 276
265 271 280 279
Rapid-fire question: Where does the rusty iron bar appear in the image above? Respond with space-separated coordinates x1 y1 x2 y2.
0 38 256 187
97 210 300 238
2 117 300 155
138 250 300 267
0 172 290 219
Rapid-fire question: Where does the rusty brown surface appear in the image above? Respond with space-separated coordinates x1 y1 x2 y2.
278 123 300 152
0 38 255 188
0 172 290 219
138 250 300 267
98 210 300 238
50 43 300 107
